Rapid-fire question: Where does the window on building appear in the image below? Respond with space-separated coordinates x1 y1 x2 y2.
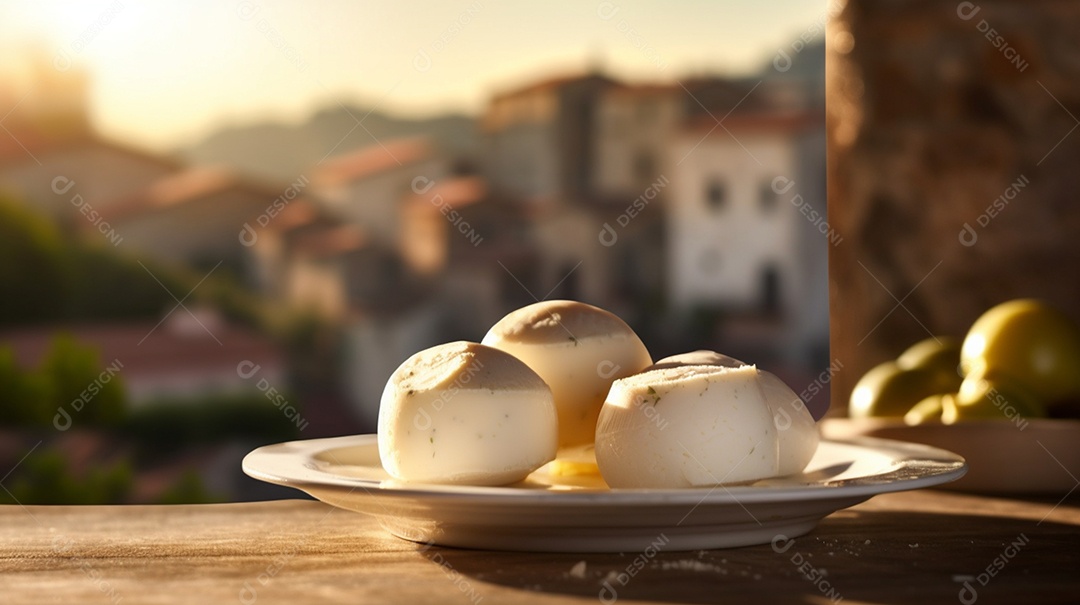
759 179 779 211
705 178 727 211
761 265 781 313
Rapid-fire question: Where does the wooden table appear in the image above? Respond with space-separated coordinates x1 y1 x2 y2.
2 490 1077 604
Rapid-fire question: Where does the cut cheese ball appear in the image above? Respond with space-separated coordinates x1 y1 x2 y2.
595 364 779 488
647 350 744 371
377 341 557 485
481 300 653 452
758 371 819 476
651 351 819 476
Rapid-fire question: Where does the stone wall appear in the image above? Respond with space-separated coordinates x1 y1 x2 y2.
827 0 1080 411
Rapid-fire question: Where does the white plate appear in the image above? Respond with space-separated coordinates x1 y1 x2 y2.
242 434 966 552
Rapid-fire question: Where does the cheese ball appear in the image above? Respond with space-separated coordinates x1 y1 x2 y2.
482 300 653 451
650 351 819 476
377 341 557 485
595 364 779 488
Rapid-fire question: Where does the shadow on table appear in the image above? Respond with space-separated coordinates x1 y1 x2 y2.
418 509 1080 604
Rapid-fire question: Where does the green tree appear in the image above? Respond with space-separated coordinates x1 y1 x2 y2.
0 449 132 505
41 334 126 428
156 470 222 504
0 197 68 325
64 244 189 321
0 347 52 426
123 392 301 454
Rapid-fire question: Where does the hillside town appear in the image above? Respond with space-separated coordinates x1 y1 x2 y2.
0 40 826 501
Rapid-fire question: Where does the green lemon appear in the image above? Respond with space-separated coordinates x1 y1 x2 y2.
849 362 958 419
946 368 1046 424
898 336 963 378
904 393 955 426
960 299 1080 408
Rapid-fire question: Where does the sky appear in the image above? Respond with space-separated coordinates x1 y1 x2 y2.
0 0 829 151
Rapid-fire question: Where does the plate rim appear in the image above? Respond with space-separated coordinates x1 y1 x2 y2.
243 433 968 505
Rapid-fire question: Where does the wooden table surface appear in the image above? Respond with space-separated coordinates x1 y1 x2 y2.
2 490 1078 605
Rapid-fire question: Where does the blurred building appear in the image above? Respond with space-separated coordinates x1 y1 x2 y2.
0 137 179 227
593 83 682 199
0 54 178 230
481 73 615 203
0 311 285 406
471 55 827 364
0 48 91 141
311 137 447 246
2 37 828 429
668 110 827 360
99 167 311 281
305 167 538 421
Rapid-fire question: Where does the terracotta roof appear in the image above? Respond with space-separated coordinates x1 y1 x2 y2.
0 124 55 165
403 175 487 210
289 223 369 259
605 83 679 98
268 199 321 232
0 130 181 171
141 166 236 206
682 111 822 134
99 166 288 222
0 316 283 378
313 138 432 187
61 136 182 171
489 72 617 103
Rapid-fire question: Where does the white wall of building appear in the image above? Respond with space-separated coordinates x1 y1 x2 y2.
0 144 173 220
593 93 681 197
316 156 447 245
111 190 268 269
667 131 798 312
342 303 444 426
483 123 560 201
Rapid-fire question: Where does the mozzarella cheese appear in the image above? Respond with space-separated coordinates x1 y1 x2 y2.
650 351 819 476
595 364 780 488
758 370 820 476
482 300 652 452
377 341 557 485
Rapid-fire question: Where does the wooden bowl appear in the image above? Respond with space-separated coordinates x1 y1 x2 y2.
821 417 1080 495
